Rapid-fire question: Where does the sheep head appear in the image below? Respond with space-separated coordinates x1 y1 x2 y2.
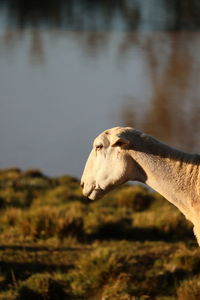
81 127 137 200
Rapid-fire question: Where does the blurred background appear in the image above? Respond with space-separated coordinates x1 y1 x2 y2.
0 0 200 177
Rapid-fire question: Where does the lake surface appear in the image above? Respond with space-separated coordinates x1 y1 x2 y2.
0 0 200 177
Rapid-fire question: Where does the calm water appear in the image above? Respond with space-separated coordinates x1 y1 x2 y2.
0 0 200 177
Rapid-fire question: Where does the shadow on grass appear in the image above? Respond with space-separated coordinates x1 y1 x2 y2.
86 222 195 244
142 269 188 298
0 245 90 251
0 260 73 287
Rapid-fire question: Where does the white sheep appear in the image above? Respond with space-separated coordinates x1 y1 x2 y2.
81 127 200 245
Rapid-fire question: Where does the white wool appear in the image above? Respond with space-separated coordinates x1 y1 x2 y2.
81 127 200 245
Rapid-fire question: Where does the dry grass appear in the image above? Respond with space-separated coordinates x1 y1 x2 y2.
177 275 200 300
0 168 199 299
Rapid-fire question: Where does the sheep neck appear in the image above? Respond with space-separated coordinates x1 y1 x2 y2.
129 133 200 223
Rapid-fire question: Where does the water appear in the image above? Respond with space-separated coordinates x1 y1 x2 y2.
0 0 200 177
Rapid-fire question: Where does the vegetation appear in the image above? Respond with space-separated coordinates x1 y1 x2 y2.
0 168 199 299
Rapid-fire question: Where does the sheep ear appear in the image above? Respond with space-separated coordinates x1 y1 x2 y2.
111 135 129 147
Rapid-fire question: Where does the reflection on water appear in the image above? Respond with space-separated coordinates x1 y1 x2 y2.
1 0 200 31
119 32 200 152
0 1 200 176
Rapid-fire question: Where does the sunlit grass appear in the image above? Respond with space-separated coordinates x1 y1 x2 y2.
0 168 199 299
177 275 200 300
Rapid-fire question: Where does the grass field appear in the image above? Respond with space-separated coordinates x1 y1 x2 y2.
0 168 200 300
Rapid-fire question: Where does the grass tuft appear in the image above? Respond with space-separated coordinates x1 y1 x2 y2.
177 275 200 300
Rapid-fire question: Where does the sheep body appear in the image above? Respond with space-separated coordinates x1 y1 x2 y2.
81 127 200 245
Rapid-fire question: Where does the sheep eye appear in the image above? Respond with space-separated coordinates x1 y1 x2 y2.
96 144 103 151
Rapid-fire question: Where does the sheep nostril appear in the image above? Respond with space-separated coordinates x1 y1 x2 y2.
80 181 84 188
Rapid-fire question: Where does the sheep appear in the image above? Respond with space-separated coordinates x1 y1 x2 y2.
81 126 200 245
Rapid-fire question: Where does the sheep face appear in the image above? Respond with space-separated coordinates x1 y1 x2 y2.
81 128 135 200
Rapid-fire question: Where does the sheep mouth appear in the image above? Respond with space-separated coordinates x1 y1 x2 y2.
94 187 103 192
88 187 105 200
